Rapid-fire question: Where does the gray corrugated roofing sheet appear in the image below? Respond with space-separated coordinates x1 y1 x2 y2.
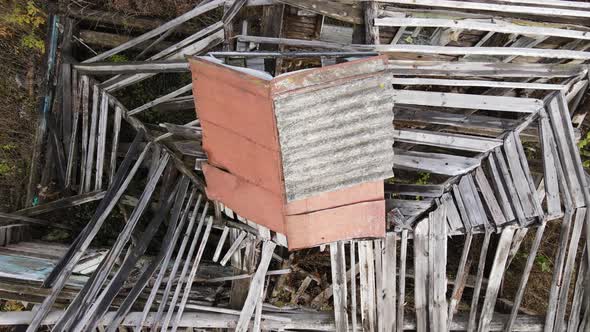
274 73 395 201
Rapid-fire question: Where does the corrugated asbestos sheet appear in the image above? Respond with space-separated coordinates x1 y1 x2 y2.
274 73 395 201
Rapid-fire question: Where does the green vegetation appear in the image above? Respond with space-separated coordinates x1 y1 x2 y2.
3 1 46 53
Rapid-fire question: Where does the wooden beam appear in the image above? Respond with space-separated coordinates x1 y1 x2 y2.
394 128 502 152
393 90 543 112
375 17 590 41
391 77 566 90
84 0 225 63
377 0 590 19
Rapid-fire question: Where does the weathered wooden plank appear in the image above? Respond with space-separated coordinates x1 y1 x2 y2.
388 60 587 78
390 77 566 90
84 85 100 192
84 0 225 63
365 2 380 44
478 227 516 332
234 241 276 332
392 90 543 112
82 181 185 332
448 233 473 329
566 249 587 332
375 17 590 41
378 0 590 18
0 212 71 230
358 241 374 332
380 234 396 332
128 84 192 116
503 223 546 332
395 107 519 132
467 231 491 332
212 226 230 263
474 168 507 227
430 207 448 332
393 129 502 152
104 192 186 332
458 175 487 229
277 0 362 24
414 218 429 332
452 184 472 233
394 149 480 176
397 229 408 332
350 240 358 332
64 153 170 331
25 133 148 332
330 241 349 332
152 190 200 331
385 183 444 198
386 199 433 218
170 216 214 332
108 106 122 185
487 154 516 223
546 97 586 208
74 61 189 74
513 132 545 219
219 231 247 266
503 134 538 219
442 193 463 232
544 209 575 331
553 208 587 332
16 191 106 217
94 92 109 190
493 148 527 225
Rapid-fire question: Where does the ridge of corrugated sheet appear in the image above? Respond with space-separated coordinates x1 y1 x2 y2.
274 72 395 202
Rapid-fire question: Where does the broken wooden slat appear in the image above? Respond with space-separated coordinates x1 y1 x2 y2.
128 84 192 116
394 149 480 176
234 240 277 332
330 241 349 332
388 60 587 78
0 212 71 231
170 216 214 332
493 148 527 225
212 226 230 262
393 129 502 152
474 168 507 226
25 133 148 332
378 0 590 18
358 241 375 332
74 61 189 74
84 0 225 63
442 193 463 232
448 232 473 328
385 183 444 198
467 231 491 332
544 209 575 331
430 206 448 331
220 231 247 266
350 240 358 332
391 77 566 90
458 175 487 229
277 0 362 24
503 222 547 332
392 90 543 113
414 218 429 332
84 85 100 193
503 134 538 219
513 132 545 219
108 106 122 185
486 154 516 223
478 227 516 332
452 184 472 234
94 92 109 190
17 191 106 217
539 111 562 217
375 17 590 41
553 208 587 332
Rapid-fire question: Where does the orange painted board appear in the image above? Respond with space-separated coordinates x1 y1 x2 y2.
201 120 285 196
285 181 384 216
189 57 280 150
285 200 385 250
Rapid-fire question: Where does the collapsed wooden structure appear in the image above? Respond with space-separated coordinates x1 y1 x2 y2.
0 0 589 331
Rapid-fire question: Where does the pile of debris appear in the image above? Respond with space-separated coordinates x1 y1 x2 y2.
0 0 589 331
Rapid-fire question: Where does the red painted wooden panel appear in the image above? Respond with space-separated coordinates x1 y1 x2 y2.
285 200 385 250
189 57 280 151
203 163 286 233
201 120 285 195
285 181 384 215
